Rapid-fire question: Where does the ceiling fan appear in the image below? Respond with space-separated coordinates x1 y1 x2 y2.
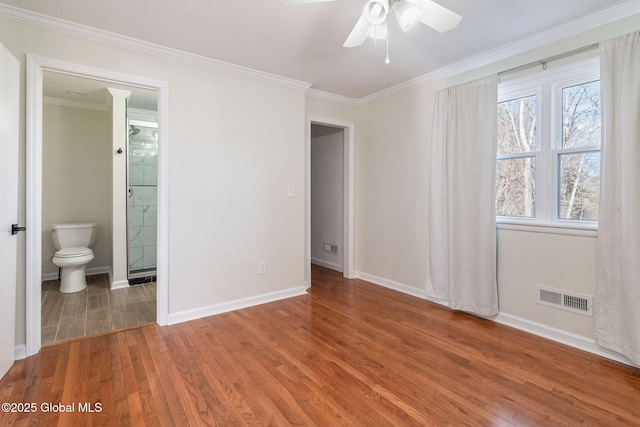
286 0 461 63
342 0 462 48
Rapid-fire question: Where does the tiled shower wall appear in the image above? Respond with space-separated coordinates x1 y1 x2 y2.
128 125 157 274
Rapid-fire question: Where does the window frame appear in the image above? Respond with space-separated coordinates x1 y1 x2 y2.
496 56 600 236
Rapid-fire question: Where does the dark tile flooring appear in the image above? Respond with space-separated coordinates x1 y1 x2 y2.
41 273 156 345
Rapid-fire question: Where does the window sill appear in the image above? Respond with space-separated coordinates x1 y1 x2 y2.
496 221 597 237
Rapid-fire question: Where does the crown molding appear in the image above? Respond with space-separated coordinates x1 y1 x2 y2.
306 88 359 106
128 108 158 122
0 3 312 93
358 0 640 105
43 95 110 112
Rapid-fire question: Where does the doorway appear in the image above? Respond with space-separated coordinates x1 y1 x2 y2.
311 124 345 272
40 72 159 345
26 56 169 356
306 117 355 285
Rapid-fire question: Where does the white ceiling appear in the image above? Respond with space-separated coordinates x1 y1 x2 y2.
4 0 638 99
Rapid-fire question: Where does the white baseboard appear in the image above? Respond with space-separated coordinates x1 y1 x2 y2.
494 312 639 367
14 344 26 361
167 285 308 326
42 266 110 281
311 258 343 273
355 271 429 300
110 279 130 290
354 270 639 369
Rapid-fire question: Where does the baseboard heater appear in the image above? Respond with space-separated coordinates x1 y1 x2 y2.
536 285 593 317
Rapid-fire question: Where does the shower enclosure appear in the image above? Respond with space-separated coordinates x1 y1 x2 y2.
127 119 158 282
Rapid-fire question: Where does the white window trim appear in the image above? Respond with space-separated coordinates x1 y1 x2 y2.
496 56 600 236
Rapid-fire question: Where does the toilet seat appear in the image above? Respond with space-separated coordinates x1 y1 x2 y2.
54 247 93 258
52 247 94 269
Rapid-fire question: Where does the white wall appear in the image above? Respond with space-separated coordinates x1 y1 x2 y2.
311 125 344 272
305 95 359 125
1 15 308 347
355 89 432 288
41 104 112 278
354 13 640 345
497 229 597 337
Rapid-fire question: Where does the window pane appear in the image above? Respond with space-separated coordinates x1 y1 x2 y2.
562 81 601 149
498 95 536 155
496 157 536 217
558 152 600 221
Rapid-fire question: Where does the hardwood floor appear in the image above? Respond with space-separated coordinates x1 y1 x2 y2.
2 265 639 426
41 274 156 345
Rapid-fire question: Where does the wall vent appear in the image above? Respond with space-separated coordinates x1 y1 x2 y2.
323 242 339 254
536 285 593 317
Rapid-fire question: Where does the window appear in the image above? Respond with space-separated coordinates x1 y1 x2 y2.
496 94 537 218
558 81 601 221
496 58 600 230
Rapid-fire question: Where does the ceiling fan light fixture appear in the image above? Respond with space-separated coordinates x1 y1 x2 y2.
392 0 422 32
366 21 388 40
364 0 389 26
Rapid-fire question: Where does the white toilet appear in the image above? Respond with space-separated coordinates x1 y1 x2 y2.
51 223 98 293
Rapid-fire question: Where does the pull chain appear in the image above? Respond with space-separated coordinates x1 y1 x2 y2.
385 27 390 64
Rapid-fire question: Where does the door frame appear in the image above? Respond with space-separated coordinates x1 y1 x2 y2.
25 55 170 356
306 116 355 284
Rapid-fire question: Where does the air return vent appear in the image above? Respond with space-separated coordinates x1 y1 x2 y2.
536 285 593 317
323 243 339 254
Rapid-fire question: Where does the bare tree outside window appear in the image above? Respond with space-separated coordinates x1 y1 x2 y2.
559 81 601 221
496 95 536 217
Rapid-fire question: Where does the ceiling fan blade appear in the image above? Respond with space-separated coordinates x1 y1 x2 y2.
417 0 462 33
343 14 370 48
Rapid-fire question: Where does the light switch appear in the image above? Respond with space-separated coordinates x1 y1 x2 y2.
287 185 295 197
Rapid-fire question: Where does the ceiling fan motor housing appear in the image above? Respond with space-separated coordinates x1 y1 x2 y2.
364 0 389 25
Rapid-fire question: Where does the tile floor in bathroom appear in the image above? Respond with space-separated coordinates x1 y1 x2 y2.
41 273 156 346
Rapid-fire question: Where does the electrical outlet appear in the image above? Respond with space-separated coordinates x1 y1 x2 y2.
258 261 267 275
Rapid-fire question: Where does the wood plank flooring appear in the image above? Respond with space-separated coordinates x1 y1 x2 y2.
2 265 639 426
41 274 156 345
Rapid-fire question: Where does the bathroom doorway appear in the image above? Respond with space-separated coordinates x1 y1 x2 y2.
26 56 169 355
40 72 159 345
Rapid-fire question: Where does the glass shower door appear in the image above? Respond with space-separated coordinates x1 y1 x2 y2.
127 119 158 281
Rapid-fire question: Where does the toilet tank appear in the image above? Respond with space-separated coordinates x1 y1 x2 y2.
51 223 98 250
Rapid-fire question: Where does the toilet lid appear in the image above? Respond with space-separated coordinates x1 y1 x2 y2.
55 247 93 258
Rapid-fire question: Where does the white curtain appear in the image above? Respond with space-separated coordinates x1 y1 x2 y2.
426 75 499 316
596 31 640 365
